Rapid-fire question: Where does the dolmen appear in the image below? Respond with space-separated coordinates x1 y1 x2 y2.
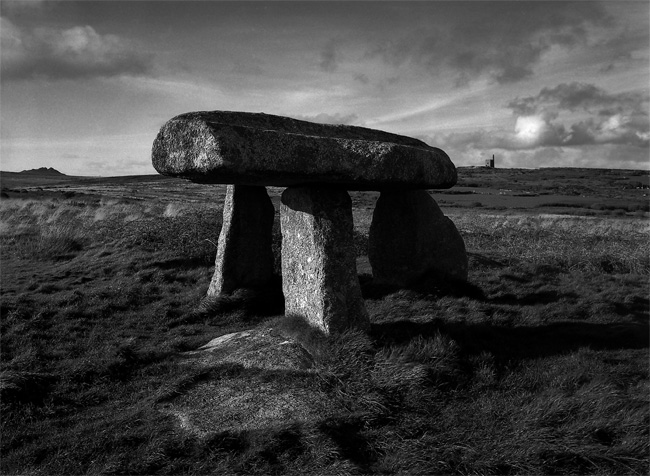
152 111 467 334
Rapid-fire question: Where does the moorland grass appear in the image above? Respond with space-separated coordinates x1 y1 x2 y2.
451 212 649 274
0 196 648 475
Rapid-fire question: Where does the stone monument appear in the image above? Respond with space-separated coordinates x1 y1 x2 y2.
152 111 466 334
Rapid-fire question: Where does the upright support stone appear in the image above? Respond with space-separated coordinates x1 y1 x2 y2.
207 184 275 296
369 190 468 287
280 187 369 334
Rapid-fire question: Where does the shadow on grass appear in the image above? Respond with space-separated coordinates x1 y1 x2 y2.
360 274 486 301
318 417 378 472
0 371 57 406
371 319 649 361
200 283 284 316
613 296 650 321
168 277 285 327
490 289 580 306
149 256 215 270
467 251 508 269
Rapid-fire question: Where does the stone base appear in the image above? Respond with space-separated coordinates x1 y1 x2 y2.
207 184 275 296
369 190 468 287
280 187 369 334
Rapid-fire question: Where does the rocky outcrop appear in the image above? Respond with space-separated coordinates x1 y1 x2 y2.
369 190 468 286
159 327 335 436
280 187 369 333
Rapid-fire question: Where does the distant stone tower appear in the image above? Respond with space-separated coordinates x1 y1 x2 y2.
485 154 495 168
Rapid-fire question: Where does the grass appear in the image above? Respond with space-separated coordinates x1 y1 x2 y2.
1 194 648 475
450 212 649 274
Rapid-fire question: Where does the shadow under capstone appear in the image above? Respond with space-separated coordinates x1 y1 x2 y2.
370 319 649 362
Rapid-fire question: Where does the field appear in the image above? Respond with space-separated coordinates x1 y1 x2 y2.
1 166 648 475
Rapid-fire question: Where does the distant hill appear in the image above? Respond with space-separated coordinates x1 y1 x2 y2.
1 167 74 189
0 168 176 192
18 167 66 176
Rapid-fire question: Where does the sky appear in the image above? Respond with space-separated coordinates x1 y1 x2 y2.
1 0 648 176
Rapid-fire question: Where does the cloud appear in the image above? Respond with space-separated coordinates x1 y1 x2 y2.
319 40 339 73
596 30 650 72
366 2 611 84
508 82 646 116
353 73 369 84
86 158 154 176
290 112 361 126
416 80 649 170
422 133 649 170
424 129 522 152
0 17 153 80
420 82 649 160
0 0 49 13
508 82 649 148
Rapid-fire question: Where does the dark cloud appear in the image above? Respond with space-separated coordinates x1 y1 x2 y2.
0 18 154 80
353 73 370 84
561 117 649 148
595 13 650 73
508 82 646 116
367 2 611 84
319 40 339 73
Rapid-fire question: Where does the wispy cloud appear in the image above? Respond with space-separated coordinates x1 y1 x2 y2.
319 39 340 73
290 112 362 126
366 2 611 85
0 17 154 80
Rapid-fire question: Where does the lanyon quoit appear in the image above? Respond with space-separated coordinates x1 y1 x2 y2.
152 111 468 333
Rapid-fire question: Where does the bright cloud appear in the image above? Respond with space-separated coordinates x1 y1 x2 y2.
515 116 547 144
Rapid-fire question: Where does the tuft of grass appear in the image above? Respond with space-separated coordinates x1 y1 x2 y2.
32 222 87 259
120 207 222 264
0 201 90 260
0 369 56 405
373 333 462 389
162 202 186 218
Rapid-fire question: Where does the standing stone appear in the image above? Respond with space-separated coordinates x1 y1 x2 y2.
369 190 468 287
280 187 369 333
207 185 275 296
